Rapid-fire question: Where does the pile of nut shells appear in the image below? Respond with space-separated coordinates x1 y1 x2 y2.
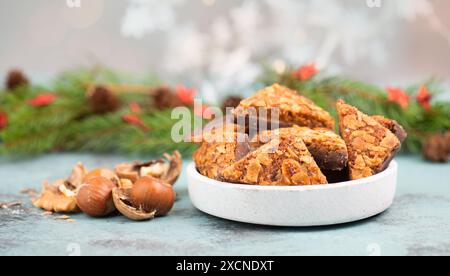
32 152 182 221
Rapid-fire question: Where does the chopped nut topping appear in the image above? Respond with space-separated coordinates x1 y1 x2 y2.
235 84 335 130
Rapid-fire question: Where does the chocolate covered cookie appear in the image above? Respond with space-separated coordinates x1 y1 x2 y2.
337 100 402 180
193 125 251 179
234 84 335 130
221 135 328 186
251 126 348 171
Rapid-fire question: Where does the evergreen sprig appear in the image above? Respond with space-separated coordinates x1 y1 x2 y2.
0 67 195 158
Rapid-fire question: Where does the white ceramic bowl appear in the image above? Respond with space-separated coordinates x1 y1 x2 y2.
187 161 398 227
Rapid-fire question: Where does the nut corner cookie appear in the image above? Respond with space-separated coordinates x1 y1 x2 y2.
221 135 328 186
234 84 335 130
193 126 250 180
251 126 348 171
336 100 402 180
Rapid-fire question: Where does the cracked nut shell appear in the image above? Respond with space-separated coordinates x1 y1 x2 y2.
114 151 182 185
33 180 79 213
112 188 156 221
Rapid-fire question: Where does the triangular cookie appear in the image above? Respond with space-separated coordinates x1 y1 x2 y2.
336 100 401 180
234 84 335 130
220 135 328 186
193 125 250 180
251 126 348 171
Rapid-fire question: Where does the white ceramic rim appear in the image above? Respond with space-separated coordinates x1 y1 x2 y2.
187 160 398 191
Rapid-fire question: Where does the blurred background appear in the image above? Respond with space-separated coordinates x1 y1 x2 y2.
1 0 450 103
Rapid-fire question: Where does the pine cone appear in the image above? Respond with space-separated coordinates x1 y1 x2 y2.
221 96 242 113
422 131 450 163
89 86 121 114
5 69 29 90
153 86 183 110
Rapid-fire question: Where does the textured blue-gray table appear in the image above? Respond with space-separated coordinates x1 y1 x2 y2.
0 154 449 256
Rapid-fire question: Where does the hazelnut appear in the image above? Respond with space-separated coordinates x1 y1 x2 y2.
84 168 119 185
113 176 175 221
76 177 116 217
131 176 175 216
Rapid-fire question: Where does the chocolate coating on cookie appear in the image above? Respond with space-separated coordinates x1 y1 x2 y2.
307 147 349 171
372 115 407 144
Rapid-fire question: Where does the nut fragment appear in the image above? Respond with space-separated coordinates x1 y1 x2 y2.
119 179 134 190
66 162 87 188
54 215 71 221
115 151 182 185
32 162 89 213
20 188 38 197
161 151 183 185
140 162 170 179
0 201 22 209
115 163 140 183
33 180 79 213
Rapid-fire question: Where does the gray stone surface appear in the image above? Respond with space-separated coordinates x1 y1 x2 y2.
0 154 449 256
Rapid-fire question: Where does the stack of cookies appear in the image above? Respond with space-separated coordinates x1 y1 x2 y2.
193 84 406 186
